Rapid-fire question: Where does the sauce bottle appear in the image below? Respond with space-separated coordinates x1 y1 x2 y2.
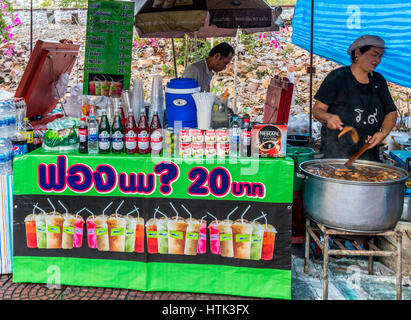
124 108 138 154
150 111 163 155
137 108 150 154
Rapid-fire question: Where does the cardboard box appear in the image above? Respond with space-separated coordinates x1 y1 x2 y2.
251 124 287 158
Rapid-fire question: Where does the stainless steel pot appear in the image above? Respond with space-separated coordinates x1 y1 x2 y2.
401 196 411 222
299 159 409 233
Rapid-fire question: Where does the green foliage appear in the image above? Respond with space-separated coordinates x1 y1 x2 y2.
39 0 87 8
161 64 174 77
240 33 259 55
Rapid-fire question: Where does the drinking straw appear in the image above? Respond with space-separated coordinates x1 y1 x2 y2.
253 212 267 222
201 215 207 224
154 208 167 218
102 201 113 218
133 205 140 220
126 207 137 217
115 200 125 218
33 204 46 215
261 211 268 228
47 198 56 215
180 204 192 222
206 211 218 222
57 200 68 217
241 205 251 224
84 208 95 218
76 207 86 216
169 202 179 220
226 206 238 223
153 206 160 223
32 202 39 218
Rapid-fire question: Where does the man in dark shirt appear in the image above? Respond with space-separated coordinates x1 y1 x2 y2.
313 35 398 161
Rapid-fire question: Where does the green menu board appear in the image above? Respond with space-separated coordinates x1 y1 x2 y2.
83 0 135 97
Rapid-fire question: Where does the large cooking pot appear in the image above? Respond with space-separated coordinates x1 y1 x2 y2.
299 159 409 233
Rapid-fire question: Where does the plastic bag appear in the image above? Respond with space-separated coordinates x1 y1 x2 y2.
62 84 84 118
42 117 80 152
53 72 70 100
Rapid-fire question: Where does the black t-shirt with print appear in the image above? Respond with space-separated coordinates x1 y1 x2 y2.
314 66 397 161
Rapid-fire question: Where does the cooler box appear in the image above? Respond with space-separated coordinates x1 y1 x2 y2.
165 78 200 128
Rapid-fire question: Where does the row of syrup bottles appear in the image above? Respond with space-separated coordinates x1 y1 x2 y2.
79 95 162 155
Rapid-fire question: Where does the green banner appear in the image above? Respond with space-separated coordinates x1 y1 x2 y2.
13 150 293 299
12 256 291 299
13 149 294 203
83 0 135 96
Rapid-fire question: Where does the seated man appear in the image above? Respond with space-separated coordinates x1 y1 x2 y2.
182 42 234 92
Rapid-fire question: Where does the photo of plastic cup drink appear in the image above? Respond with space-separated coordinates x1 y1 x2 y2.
35 214 47 249
125 216 137 253
94 215 109 251
62 214 76 249
95 81 103 95
167 216 188 255
146 218 158 254
250 222 265 260
89 81 96 95
74 216 84 248
262 224 277 261
231 219 252 260
217 220 233 258
86 215 97 249
208 220 220 255
197 220 207 254
110 82 122 97
46 212 64 249
107 214 127 252
24 214 37 248
156 217 169 254
101 81 110 96
135 217 145 253
185 218 201 256
115 82 123 96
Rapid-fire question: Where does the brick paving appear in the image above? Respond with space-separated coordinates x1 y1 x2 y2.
0 274 259 300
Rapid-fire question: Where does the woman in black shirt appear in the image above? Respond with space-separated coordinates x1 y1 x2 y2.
313 35 398 162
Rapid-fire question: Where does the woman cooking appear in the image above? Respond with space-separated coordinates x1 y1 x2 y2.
313 35 398 162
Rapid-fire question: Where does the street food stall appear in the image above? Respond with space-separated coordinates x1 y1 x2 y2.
2 0 294 300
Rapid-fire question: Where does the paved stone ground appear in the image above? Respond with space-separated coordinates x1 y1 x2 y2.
0 274 259 300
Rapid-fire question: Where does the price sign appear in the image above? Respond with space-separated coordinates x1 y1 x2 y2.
83 0 135 96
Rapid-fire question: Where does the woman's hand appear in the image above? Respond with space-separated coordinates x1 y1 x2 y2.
365 132 386 149
326 114 344 131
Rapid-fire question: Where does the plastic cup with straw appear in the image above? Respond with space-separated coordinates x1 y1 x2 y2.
107 200 127 252
231 205 252 259
125 206 138 253
46 198 64 249
133 205 145 253
154 208 169 254
198 214 208 254
146 206 160 254
33 203 47 249
168 202 188 255
85 207 97 249
94 202 112 251
207 211 221 255
260 211 277 261
250 212 266 260
180 205 200 256
58 200 77 250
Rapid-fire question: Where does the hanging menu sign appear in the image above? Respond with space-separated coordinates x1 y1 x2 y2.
83 0 135 97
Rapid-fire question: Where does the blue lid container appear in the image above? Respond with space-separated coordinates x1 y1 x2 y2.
165 78 200 128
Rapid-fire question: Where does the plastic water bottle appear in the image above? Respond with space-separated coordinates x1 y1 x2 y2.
229 115 240 158
0 138 12 175
0 102 6 138
88 115 98 155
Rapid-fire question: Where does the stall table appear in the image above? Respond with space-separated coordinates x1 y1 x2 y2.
12 149 293 299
